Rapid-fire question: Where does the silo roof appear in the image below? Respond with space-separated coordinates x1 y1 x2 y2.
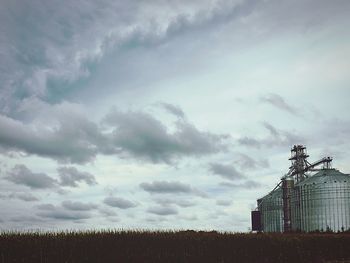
260 186 282 200
296 169 350 186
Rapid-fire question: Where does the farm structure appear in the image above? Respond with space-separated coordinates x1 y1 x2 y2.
252 145 350 232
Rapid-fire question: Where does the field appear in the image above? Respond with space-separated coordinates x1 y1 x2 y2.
1 230 350 263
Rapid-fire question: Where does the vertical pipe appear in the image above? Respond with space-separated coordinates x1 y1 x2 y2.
282 177 294 232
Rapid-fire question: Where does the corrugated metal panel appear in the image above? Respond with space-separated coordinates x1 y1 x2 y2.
291 169 350 232
258 188 284 232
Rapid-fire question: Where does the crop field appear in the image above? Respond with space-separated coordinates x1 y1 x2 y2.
0 230 350 263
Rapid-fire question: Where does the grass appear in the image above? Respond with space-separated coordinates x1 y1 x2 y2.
1 230 350 262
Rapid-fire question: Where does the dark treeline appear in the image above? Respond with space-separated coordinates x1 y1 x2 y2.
1 230 350 263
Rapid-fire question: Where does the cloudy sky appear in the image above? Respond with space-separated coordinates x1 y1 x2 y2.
0 0 350 232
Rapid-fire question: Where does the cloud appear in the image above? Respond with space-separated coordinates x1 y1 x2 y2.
147 206 178 216
36 203 91 220
5 164 58 189
0 106 228 164
140 180 206 197
237 137 262 148
153 197 195 208
234 153 269 170
10 216 44 224
308 118 350 146
37 204 56 210
263 122 279 137
99 207 117 217
0 108 102 163
37 210 90 220
61 200 97 211
0 0 246 114
103 197 137 209
140 181 192 194
260 93 297 115
0 192 39 202
58 166 97 187
104 109 229 163
238 122 303 149
219 180 262 189
159 102 185 119
9 192 39 202
216 200 232 206
2 0 348 115
209 163 245 181
179 215 198 221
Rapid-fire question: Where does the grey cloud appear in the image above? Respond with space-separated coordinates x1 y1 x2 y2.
37 210 90 220
237 137 262 148
145 217 168 223
107 217 120 223
179 215 198 221
140 181 192 194
1 0 339 168
11 216 43 223
0 111 102 163
263 122 279 138
5 164 58 189
9 192 39 202
58 166 97 187
36 203 91 220
159 103 185 119
207 210 228 220
245 180 263 189
99 207 117 217
0 0 136 113
1 0 349 115
61 200 97 211
251 0 350 38
219 180 262 189
37 204 56 210
154 197 195 208
0 192 39 202
209 163 245 181
103 197 137 209
0 106 228 164
176 200 196 207
260 93 297 115
309 118 350 146
234 153 269 170
147 206 178 216
238 122 303 149
140 181 206 198
104 109 229 163
216 200 232 206
264 122 303 146
0 0 244 114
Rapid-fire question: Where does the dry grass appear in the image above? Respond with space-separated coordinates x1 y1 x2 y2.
1 230 350 262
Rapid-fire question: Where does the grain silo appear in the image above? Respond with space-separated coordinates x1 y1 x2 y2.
257 187 283 232
251 145 350 233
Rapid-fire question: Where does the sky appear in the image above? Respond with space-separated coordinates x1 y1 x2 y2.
0 0 350 232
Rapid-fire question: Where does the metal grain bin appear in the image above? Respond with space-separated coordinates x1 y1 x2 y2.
258 187 284 232
291 169 350 232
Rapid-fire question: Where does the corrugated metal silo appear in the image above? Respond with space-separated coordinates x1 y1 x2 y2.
258 187 284 232
251 145 350 233
291 169 350 232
